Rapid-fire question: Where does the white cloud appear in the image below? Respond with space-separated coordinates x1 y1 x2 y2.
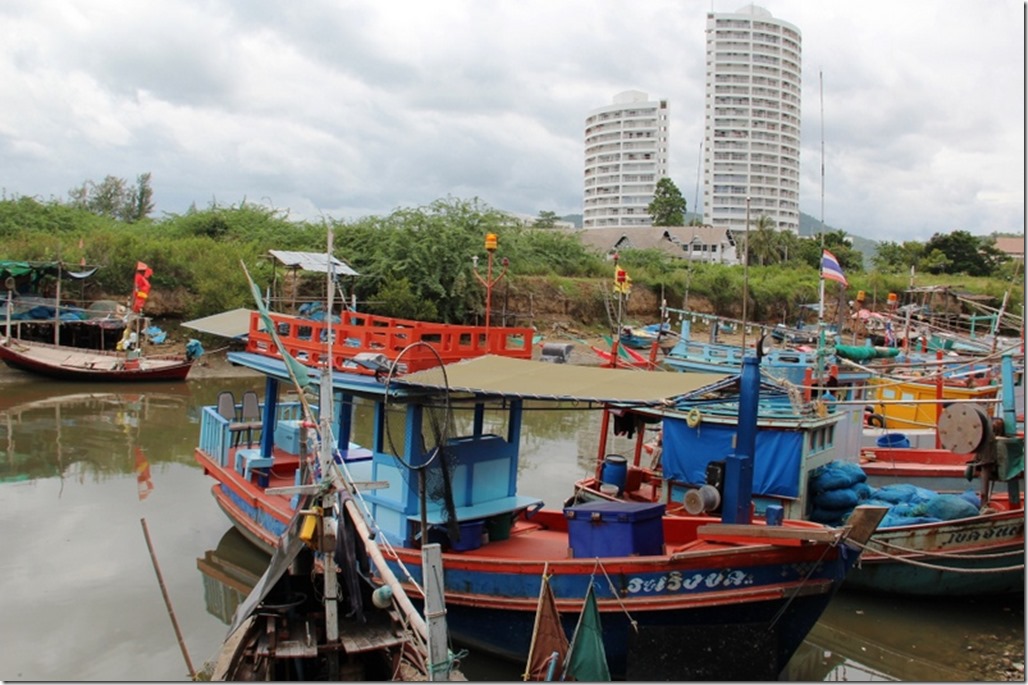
0 0 1022 242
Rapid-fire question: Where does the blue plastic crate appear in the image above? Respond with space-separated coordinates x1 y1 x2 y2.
563 501 665 558
274 420 305 455
428 520 485 552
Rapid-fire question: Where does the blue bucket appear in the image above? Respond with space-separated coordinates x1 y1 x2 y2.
601 454 628 494
876 433 910 449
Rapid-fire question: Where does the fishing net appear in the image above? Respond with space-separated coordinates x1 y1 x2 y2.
808 461 987 528
382 345 462 547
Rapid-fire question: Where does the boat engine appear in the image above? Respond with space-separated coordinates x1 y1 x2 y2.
683 460 726 515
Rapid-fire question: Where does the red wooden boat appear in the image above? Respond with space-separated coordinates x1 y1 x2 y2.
0 336 195 382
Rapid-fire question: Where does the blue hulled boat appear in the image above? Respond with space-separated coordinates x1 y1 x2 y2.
195 343 885 679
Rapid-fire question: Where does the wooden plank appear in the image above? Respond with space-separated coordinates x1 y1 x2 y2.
697 523 842 545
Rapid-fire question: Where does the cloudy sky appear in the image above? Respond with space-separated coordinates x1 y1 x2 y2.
0 0 1023 243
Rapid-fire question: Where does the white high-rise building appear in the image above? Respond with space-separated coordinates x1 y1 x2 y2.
703 5 801 234
583 90 669 228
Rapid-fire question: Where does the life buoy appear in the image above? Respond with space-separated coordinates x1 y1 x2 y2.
866 413 885 428
686 408 702 428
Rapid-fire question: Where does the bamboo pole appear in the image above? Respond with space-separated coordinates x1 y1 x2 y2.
140 517 195 679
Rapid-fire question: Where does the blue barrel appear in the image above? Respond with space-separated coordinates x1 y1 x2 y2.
601 454 628 494
876 433 910 449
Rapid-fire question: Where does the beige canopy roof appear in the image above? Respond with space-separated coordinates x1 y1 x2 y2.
180 308 254 339
397 355 730 404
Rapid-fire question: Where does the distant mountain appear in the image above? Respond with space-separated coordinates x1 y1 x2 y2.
799 212 877 266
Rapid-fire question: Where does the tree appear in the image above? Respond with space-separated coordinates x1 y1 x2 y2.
647 177 686 226
872 240 925 273
68 172 155 222
924 230 1001 277
533 211 559 229
747 215 778 266
797 229 863 273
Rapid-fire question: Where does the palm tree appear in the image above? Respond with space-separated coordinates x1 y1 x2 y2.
748 215 778 266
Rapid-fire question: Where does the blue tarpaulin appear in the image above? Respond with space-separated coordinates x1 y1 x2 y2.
662 417 802 497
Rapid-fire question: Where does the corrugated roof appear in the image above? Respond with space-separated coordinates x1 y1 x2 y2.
267 250 359 276
397 355 729 404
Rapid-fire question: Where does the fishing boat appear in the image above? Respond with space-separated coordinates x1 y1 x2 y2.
1 259 202 382
570 351 1024 597
208 491 457 681
207 249 462 681
195 319 885 680
617 322 675 351
0 336 199 382
661 307 831 385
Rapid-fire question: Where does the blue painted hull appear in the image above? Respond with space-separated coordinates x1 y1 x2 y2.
383 541 858 680
422 586 841 679
842 509 1024 596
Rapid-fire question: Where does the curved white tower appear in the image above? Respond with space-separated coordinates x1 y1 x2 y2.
703 5 801 234
583 90 670 228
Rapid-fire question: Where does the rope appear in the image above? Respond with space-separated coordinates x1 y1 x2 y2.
867 535 1026 560
850 538 1025 574
767 537 838 631
592 559 638 634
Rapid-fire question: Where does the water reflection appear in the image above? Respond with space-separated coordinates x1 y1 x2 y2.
197 527 271 625
0 382 193 492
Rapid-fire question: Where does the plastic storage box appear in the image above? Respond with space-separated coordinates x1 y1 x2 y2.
564 501 665 558
274 420 306 455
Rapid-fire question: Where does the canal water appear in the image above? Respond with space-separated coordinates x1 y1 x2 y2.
0 370 1022 681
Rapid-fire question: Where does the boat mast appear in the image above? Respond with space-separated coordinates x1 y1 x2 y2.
321 228 341 679
817 68 826 330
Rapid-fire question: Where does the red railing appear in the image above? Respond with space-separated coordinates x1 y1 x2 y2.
245 310 534 374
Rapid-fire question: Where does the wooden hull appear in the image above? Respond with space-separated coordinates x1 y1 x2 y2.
843 508 1025 596
196 443 861 679
0 339 193 382
860 446 979 491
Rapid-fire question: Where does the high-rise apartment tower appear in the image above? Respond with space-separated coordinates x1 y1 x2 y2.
583 90 669 228
703 5 801 234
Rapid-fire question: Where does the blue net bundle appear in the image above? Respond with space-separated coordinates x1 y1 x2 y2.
808 461 985 528
808 461 870 526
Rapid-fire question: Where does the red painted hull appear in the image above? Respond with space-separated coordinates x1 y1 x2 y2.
0 340 193 382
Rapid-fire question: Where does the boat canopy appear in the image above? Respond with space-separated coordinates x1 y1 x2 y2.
226 351 732 405
398 355 730 404
181 308 254 339
1 260 99 288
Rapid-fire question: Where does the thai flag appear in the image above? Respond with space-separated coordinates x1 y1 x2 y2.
821 249 848 286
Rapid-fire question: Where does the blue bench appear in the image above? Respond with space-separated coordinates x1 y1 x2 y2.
409 495 543 526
